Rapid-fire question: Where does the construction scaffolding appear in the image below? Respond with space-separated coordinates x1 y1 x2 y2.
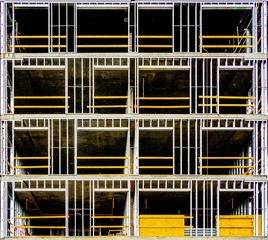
0 0 268 238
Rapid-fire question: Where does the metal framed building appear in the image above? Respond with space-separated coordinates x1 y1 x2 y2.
0 0 267 238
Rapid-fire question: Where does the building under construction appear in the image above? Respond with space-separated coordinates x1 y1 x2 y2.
0 0 267 238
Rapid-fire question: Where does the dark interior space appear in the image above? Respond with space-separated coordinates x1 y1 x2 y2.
14 130 49 175
9 6 253 54
220 191 252 215
139 192 190 215
93 192 127 236
219 69 252 114
77 9 128 52
138 9 172 52
139 69 190 114
14 68 66 114
201 130 252 175
15 191 65 236
195 60 253 114
94 69 129 114
77 130 128 175
202 9 252 52
13 8 49 53
139 130 173 175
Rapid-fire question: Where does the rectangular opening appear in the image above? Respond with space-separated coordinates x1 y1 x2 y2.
14 67 66 114
200 130 253 175
218 191 260 237
138 68 190 114
12 7 49 53
139 192 191 236
93 68 129 114
139 130 173 175
14 191 66 237
138 9 172 52
93 191 128 236
218 69 253 114
201 9 252 53
77 130 129 175
14 130 49 175
77 9 129 52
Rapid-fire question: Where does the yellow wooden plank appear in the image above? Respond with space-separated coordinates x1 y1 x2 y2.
14 156 49 160
11 36 67 39
201 35 253 39
202 45 253 48
93 225 128 228
220 228 253 237
138 166 173 169
77 156 128 160
258 215 262 236
77 35 128 39
140 227 184 237
139 156 173 160
198 103 254 107
219 219 253 227
138 45 173 48
138 105 190 109
216 215 261 237
199 95 254 100
14 216 66 219
77 45 129 48
94 96 128 99
15 226 65 229
77 166 128 169
139 97 190 100
14 166 48 169
15 96 69 99
140 218 184 227
139 215 189 219
92 216 128 219
87 105 128 108
15 106 67 109
200 166 253 169
199 156 254 160
219 215 254 218
138 35 172 39
139 215 185 237
11 45 67 48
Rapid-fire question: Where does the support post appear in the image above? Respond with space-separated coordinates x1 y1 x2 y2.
0 181 7 237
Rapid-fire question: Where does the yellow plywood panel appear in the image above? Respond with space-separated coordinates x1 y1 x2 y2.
139 215 185 237
140 227 184 237
219 215 253 219
139 214 186 219
219 218 253 227
217 215 262 237
258 215 262 236
140 218 184 227
220 228 253 237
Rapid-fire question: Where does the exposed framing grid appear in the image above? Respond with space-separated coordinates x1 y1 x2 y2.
132 178 267 237
3 1 267 54
0 0 267 239
0 178 267 237
2 179 68 237
91 58 131 114
1 117 266 177
134 119 175 175
1 179 131 237
4 56 267 115
75 119 131 175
